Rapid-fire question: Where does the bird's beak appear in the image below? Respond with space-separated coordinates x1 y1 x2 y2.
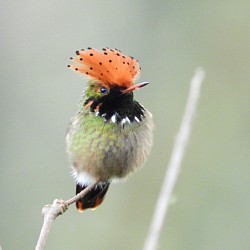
123 82 149 93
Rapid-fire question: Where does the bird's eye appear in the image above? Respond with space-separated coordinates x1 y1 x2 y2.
100 86 109 95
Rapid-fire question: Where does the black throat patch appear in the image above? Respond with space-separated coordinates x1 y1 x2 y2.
86 88 145 124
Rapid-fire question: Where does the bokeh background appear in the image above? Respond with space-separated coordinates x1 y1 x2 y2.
1 1 250 249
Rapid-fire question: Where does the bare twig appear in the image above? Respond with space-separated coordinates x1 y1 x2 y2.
143 68 205 250
35 181 99 250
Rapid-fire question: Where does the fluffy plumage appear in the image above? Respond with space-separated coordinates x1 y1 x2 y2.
66 47 153 212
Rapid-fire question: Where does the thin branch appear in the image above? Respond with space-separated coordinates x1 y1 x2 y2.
35 181 100 250
143 68 205 250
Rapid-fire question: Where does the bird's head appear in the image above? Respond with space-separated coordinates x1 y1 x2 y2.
68 48 148 123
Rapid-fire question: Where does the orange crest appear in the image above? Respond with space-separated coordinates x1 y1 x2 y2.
68 48 141 88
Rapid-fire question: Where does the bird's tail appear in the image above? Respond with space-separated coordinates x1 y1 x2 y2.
76 182 110 212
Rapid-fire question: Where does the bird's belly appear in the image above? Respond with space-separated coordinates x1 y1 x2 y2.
67 112 153 181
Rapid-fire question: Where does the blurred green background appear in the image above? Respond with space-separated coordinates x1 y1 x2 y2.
1 1 250 249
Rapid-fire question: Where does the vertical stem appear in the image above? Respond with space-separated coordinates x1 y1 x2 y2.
143 68 205 250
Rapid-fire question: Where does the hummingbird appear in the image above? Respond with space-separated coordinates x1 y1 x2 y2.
66 47 153 212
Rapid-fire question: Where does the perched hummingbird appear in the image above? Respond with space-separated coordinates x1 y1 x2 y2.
66 47 153 212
